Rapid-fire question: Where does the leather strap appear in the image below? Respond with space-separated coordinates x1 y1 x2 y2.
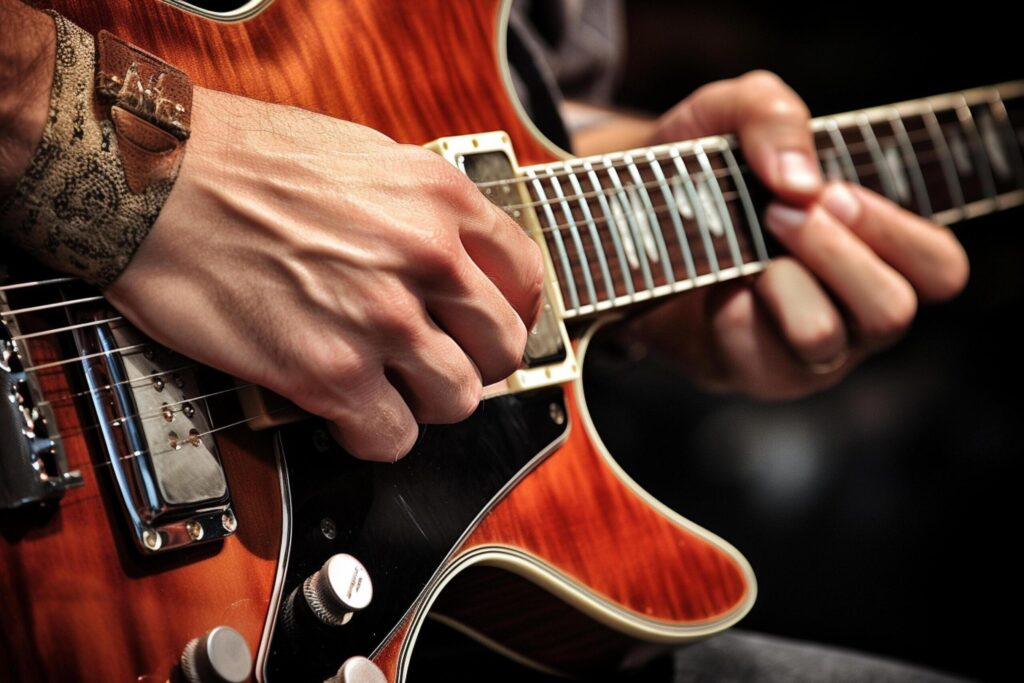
96 31 192 194
0 13 193 288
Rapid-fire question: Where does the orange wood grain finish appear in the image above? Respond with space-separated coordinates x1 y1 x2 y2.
48 0 556 165
4 2 752 680
0 322 282 682
372 381 750 677
461 382 749 622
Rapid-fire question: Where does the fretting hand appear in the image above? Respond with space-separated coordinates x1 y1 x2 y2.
631 70 969 398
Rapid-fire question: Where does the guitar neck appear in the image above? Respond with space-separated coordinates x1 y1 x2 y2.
523 81 1024 320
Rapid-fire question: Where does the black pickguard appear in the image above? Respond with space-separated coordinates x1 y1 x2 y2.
263 387 568 681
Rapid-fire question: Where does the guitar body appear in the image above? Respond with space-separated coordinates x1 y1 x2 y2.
0 1 757 680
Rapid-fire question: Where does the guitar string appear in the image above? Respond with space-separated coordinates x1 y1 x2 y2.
46 362 202 405
9 102 1019 474
0 117 1000 297
11 202 1020 457
0 114 1003 302
494 142 972 213
472 118 994 191
60 404 298 478
0 145 999 355
39 382 257 443
0 133 939 310
1 130 1006 350
0 183 764 352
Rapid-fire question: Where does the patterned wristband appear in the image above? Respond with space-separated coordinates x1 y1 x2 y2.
0 12 192 288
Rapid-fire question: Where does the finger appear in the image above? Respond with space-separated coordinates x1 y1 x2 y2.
707 284 848 399
754 256 849 366
427 257 528 385
322 374 419 462
459 198 545 327
656 70 822 202
818 183 970 302
385 315 483 424
765 196 919 349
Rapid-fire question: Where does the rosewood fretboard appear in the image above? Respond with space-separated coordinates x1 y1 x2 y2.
515 82 1024 320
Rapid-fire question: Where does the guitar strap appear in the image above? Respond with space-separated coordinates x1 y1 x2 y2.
0 11 192 288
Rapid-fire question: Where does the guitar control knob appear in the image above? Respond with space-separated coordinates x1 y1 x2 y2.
303 553 373 626
179 626 252 683
326 656 387 683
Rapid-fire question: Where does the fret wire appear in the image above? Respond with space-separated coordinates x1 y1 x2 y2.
669 146 721 277
857 115 899 201
563 162 616 303
545 167 598 308
582 159 637 300
603 156 656 293
955 95 999 200
988 90 1024 189
887 108 933 218
501 124 1002 214
720 145 769 263
526 169 581 313
624 153 677 285
645 151 697 281
501 187 1024 273
824 119 860 183
695 143 745 270
921 102 966 216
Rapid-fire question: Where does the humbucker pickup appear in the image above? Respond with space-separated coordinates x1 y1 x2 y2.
73 315 237 553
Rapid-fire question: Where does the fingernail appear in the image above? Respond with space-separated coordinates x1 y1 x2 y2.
778 151 822 193
765 202 808 234
821 183 861 225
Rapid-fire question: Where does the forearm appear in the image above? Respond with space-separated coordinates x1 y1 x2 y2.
0 0 54 197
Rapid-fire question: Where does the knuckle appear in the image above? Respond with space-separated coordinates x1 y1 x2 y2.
484 318 527 384
416 239 465 282
794 311 844 356
447 380 483 423
865 282 918 341
742 69 786 89
376 304 424 346
421 154 477 206
714 288 756 333
309 345 367 394
740 70 809 121
928 239 970 300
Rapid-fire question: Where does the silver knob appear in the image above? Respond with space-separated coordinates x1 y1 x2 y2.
303 553 373 626
180 626 252 683
326 656 387 683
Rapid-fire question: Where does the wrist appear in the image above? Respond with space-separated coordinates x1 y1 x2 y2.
0 1 55 195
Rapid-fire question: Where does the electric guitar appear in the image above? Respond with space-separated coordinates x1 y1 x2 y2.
2 1 1022 681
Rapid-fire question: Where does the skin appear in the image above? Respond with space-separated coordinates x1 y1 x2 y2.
0 2 970 459
619 71 968 398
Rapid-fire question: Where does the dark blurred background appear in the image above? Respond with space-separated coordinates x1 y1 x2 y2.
415 2 1020 681
582 2 1021 681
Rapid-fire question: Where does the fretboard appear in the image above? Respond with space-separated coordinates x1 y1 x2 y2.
520 81 1024 320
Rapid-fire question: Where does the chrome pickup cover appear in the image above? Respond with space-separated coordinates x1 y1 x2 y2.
74 316 235 553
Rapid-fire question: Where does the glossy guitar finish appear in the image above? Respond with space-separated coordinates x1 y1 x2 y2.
0 1 754 681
